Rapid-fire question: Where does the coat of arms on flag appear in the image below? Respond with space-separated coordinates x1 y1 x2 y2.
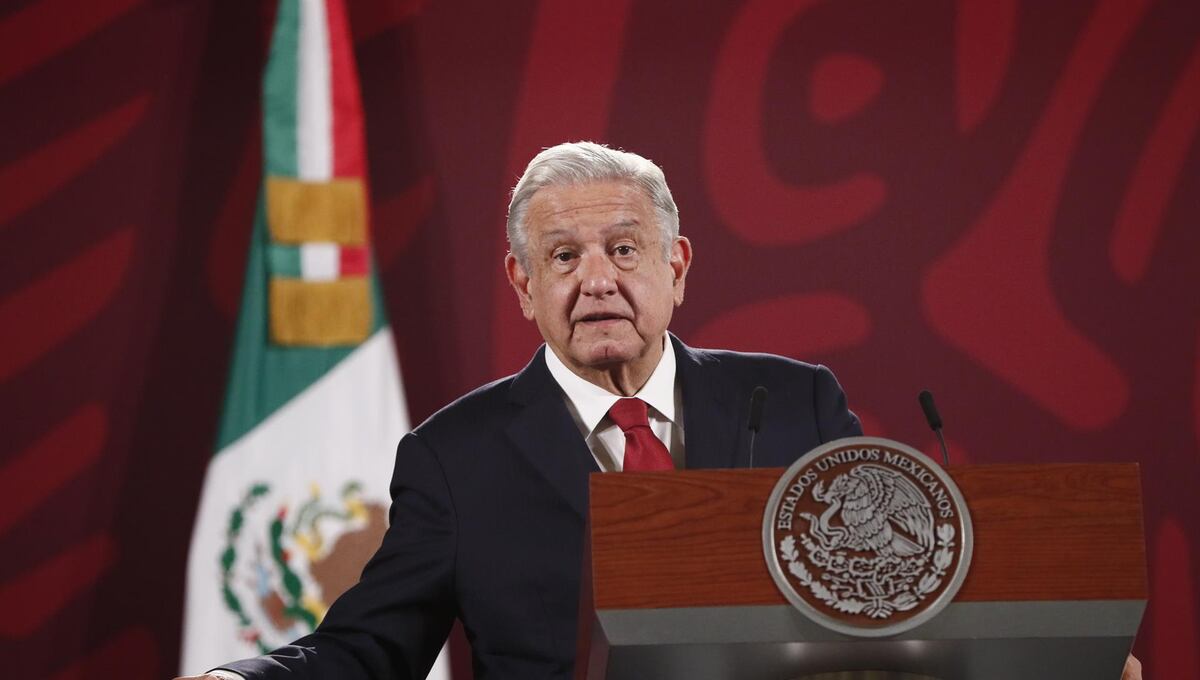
218 481 388 652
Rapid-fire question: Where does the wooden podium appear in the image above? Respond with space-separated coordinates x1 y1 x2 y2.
575 464 1146 679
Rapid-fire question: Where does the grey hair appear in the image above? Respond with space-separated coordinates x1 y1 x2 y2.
506 141 680 268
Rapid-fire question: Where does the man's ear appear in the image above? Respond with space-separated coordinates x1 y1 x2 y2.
669 236 693 306
505 252 536 320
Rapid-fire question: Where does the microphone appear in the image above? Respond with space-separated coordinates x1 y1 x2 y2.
747 386 768 468
918 390 950 467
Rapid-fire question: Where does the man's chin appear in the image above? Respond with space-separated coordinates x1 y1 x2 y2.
570 340 641 369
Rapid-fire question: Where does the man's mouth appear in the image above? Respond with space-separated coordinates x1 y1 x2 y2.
575 313 627 325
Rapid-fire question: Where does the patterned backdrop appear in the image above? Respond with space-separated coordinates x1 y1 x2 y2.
1 0 1197 677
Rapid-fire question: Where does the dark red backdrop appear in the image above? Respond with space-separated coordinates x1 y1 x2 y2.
2 0 1197 677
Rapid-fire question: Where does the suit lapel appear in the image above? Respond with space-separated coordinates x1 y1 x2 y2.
503 338 746 517
673 335 744 470
505 346 599 519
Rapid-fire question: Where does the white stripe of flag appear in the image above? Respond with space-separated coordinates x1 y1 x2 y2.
296 0 332 181
300 242 340 281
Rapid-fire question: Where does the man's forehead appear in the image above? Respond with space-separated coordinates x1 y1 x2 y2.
529 181 650 215
535 219 641 241
527 182 656 233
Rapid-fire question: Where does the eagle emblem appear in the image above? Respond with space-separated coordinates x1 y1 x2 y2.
763 437 973 637
801 464 934 558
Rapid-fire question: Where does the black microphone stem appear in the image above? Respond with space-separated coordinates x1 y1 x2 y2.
747 386 768 469
918 390 951 468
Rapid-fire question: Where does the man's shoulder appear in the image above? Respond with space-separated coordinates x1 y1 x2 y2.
678 341 848 404
414 373 520 435
687 345 820 368
683 343 829 380
681 341 860 440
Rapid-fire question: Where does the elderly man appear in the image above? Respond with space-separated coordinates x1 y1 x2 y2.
183 142 1139 680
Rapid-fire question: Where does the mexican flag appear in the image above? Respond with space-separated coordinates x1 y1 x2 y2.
180 1 449 677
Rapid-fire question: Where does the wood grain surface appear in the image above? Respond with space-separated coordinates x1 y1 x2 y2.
587 464 1146 610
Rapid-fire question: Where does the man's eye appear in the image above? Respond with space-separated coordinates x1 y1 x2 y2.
613 245 635 256
553 251 575 263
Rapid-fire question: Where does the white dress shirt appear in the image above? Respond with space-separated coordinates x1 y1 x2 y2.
544 335 684 471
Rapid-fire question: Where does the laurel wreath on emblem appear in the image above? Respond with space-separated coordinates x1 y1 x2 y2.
220 483 273 653
220 482 324 649
779 523 956 620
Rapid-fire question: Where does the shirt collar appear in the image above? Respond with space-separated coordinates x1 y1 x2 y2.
544 335 678 435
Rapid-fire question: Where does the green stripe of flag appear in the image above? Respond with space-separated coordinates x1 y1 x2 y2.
263 0 299 177
266 243 303 277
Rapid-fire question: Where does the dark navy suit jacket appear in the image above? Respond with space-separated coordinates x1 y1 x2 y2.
222 336 861 680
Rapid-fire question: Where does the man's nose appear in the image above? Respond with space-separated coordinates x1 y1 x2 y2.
578 251 618 297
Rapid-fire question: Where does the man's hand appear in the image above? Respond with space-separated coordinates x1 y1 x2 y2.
1122 654 1143 680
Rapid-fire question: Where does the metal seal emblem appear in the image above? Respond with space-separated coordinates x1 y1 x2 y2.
763 437 973 637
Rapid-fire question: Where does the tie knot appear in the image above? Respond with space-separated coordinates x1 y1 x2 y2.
608 398 651 433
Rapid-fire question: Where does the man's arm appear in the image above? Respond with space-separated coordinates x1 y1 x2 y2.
198 433 458 680
812 364 863 441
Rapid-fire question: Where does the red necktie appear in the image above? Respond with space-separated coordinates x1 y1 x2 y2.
608 398 674 471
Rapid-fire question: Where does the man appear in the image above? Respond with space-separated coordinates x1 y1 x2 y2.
179 142 1140 679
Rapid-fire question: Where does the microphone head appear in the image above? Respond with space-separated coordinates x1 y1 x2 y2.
748 386 768 432
918 390 943 431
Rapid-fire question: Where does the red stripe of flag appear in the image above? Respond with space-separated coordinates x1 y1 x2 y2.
325 0 365 178
339 245 370 276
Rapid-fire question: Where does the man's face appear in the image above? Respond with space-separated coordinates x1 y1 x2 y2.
505 180 692 385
